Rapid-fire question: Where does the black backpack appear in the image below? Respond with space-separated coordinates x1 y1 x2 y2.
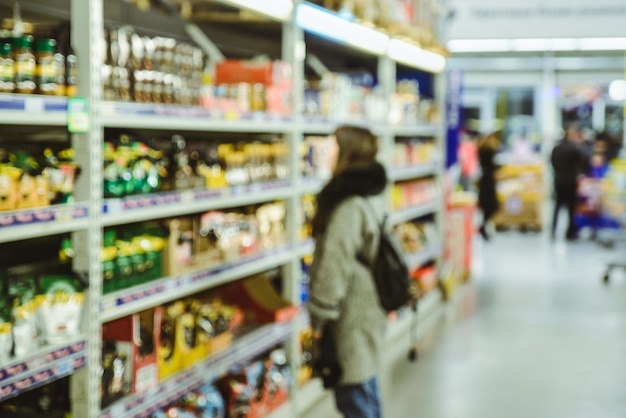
362 199 419 361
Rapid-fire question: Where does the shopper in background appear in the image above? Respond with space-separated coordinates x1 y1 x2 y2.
308 125 387 418
458 130 480 191
477 131 501 241
551 122 585 241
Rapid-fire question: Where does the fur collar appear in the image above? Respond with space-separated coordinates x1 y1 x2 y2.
312 162 387 236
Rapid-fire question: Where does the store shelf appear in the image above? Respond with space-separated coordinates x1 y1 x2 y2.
391 123 440 137
405 243 440 271
389 201 438 226
0 338 87 402
389 162 438 182
0 203 90 244
101 245 294 322
99 102 294 132
299 176 326 195
101 180 293 226
0 94 68 126
301 118 388 136
298 238 316 257
100 321 295 418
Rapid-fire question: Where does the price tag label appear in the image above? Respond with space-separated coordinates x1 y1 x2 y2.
67 97 90 133
24 97 44 113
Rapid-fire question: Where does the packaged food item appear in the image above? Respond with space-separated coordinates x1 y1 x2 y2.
0 297 12 364
13 35 36 94
35 38 58 95
100 341 130 408
35 275 84 344
102 230 118 294
0 42 15 93
8 276 38 357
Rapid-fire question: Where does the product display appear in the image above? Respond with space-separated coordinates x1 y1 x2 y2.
0 14 76 96
100 226 167 294
1 1 445 415
208 59 292 117
392 178 438 211
304 72 387 122
218 348 291 418
394 219 437 254
151 383 226 418
492 163 544 231
102 27 204 105
392 138 438 167
0 146 78 212
0 259 84 361
103 134 289 198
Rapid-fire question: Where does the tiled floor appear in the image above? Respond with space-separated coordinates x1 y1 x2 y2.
303 230 626 418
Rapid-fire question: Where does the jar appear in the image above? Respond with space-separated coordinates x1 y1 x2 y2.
65 51 78 97
13 36 36 94
0 43 14 93
35 38 58 95
53 52 65 96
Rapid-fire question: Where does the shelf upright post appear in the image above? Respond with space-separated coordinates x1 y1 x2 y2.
378 54 396 212
281 0 306 395
69 0 104 417
434 71 447 283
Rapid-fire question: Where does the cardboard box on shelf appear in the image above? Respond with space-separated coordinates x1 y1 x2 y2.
162 217 222 277
219 274 298 324
102 309 159 394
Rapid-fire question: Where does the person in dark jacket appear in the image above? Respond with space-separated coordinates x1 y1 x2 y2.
477 131 500 240
551 122 585 240
308 125 387 418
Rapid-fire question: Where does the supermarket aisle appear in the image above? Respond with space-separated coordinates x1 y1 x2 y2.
303 232 626 418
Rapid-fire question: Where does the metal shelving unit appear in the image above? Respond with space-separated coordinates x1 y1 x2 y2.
101 180 293 226
389 162 439 182
0 203 90 244
100 321 296 418
0 0 447 416
0 338 86 402
100 246 294 322
389 200 439 226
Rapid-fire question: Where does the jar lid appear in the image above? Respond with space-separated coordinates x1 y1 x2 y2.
0 42 10 56
35 38 56 52
12 35 33 50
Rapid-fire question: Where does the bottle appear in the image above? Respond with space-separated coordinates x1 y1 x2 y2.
0 43 14 93
35 38 58 95
12 35 36 94
65 48 77 97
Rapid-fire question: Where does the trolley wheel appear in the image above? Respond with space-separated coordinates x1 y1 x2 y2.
603 272 610 284
519 225 528 233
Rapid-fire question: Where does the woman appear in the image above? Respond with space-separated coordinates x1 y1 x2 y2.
308 125 387 418
477 131 500 240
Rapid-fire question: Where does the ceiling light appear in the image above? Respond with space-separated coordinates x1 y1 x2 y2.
221 0 293 22
609 80 626 101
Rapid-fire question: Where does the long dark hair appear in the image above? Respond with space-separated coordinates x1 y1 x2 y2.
311 125 383 236
333 125 379 174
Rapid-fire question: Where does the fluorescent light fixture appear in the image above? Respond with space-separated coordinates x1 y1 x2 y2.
296 3 389 55
579 37 626 51
609 80 626 101
512 38 550 52
448 37 626 53
388 39 446 73
550 38 579 51
447 39 512 53
221 0 293 22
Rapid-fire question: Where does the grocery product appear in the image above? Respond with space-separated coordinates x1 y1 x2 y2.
35 275 84 344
